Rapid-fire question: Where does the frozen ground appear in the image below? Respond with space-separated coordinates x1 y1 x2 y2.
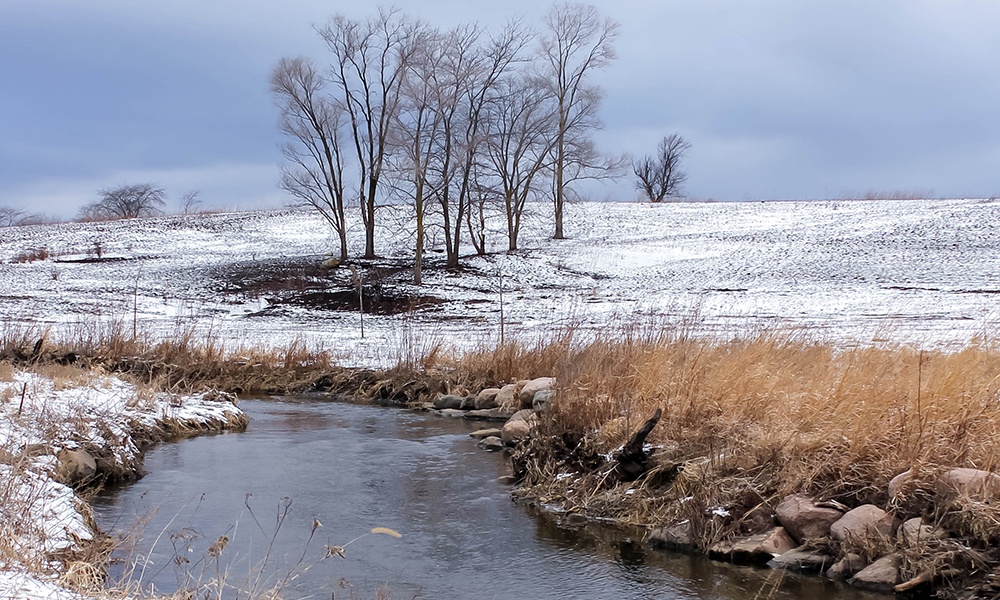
1 198 998 364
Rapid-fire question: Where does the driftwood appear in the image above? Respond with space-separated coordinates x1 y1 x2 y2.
894 568 962 593
614 408 662 481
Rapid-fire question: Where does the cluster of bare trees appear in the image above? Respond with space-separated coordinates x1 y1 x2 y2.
272 3 621 284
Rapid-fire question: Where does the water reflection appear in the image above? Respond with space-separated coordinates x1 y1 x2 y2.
92 398 881 600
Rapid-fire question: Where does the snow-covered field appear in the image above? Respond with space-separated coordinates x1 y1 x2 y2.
1 199 998 365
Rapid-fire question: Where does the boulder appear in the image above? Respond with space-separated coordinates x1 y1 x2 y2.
648 521 696 553
477 436 504 452
464 407 519 421
826 553 866 580
713 527 797 565
888 469 914 499
474 388 501 410
897 517 948 546
518 377 556 409
830 504 895 542
508 408 536 423
55 448 97 486
433 394 465 410
769 545 833 572
494 384 519 410
501 412 538 446
469 428 503 439
936 467 1000 500
532 389 555 411
460 395 478 410
850 554 900 592
774 494 844 543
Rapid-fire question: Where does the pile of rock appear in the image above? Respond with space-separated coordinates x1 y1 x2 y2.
425 377 555 452
650 467 1000 594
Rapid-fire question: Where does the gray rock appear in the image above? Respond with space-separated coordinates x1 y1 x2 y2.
433 394 465 410
464 407 518 421
830 504 895 542
648 521 696 553
769 545 833 572
494 384 519 410
724 528 797 564
460 395 478 410
508 408 536 423
477 436 504 452
438 408 467 418
474 388 501 410
469 428 503 439
532 389 555 411
826 553 866 580
774 494 844 544
897 517 948 546
850 554 899 592
936 467 1000 501
501 414 537 446
55 448 97 486
519 377 556 408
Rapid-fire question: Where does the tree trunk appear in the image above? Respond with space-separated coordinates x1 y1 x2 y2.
614 409 662 481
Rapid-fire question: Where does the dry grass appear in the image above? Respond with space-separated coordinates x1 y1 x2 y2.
454 323 1000 549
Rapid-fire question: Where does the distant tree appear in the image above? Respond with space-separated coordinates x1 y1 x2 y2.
633 134 691 202
0 206 27 227
539 3 619 239
271 56 351 262
319 8 423 259
181 191 203 214
80 184 166 220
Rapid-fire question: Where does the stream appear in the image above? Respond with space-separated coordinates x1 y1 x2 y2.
91 398 883 599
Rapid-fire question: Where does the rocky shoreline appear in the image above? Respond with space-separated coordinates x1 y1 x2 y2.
427 377 1000 599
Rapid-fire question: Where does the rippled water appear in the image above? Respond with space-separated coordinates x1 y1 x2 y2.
92 398 882 599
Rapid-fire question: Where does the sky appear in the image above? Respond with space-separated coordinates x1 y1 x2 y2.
2 0 1000 218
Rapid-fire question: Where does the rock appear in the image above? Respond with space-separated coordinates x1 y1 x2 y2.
508 408 536 423
464 407 518 421
415 402 436 411
830 504 895 542
55 448 97 486
936 467 1000 500
460 395 478 410
474 388 501 410
724 528 797 564
774 494 845 544
518 377 556 409
477 436 504 452
501 413 537 446
769 545 833 572
320 257 341 269
433 394 465 410
827 553 866 580
438 408 466 418
850 554 900 592
494 384 519 410
888 469 914 499
469 428 503 439
532 389 555 411
648 521 696 553
897 517 948 546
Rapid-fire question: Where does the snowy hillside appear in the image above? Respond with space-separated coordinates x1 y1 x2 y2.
1 199 997 364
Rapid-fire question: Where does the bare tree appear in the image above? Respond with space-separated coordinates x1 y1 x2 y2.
271 56 351 262
181 191 203 214
484 74 557 251
633 134 691 202
320 8 422 259
79 184 166 221
0 206 27 227
539 3 619 239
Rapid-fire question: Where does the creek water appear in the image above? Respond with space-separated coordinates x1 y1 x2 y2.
91 398 882 599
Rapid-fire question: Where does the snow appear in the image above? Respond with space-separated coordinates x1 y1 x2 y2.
0 368 245 599
2 199 998 368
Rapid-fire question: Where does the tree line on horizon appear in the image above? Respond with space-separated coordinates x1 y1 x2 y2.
271 2 689 284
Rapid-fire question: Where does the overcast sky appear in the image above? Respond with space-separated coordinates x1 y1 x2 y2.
3 1 1000 218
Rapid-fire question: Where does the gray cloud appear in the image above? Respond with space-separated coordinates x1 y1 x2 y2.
3 0 999 217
